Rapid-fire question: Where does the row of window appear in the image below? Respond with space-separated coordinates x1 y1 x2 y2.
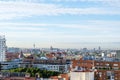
96 63 118 66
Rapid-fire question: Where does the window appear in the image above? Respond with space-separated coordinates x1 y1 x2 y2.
114 64 118 66
96 63 99 65
77 62 80 64
100 63 103 65
106 64 109 66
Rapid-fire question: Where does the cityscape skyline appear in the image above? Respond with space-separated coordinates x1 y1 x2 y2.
0 0 120 49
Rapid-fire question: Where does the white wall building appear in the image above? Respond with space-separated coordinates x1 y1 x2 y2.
70 71 94 80
1 61 20 70
33 64 68 73
0 35 6 62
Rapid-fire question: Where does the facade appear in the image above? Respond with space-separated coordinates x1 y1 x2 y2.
21 59 69 73
71 58 120 80
70 71 94 80
71 59 94 80
72 59 94 71
1 61 20 70
94 61 120 80
33 64 68 73
0 35 6 62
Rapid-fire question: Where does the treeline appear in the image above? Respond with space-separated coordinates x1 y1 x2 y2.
9 67 60 78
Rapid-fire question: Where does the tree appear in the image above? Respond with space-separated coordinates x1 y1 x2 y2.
9 67 60 78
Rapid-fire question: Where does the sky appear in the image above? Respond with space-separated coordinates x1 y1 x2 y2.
0 0 120 49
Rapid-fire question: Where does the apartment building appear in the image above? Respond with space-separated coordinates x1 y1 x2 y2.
94 61 120 80
70 71 94 80
72 58 120 80
72 58 94 71
21 59 69 73
71 59 94 80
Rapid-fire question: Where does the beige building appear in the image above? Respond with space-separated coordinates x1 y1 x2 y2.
70 71 94 80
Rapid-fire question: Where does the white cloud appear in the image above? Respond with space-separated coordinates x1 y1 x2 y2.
0 23 47 32
52 0 120 3
0 2 58 20
0 22 47 27
0 21 120 32
0 1 120 20
52 0 120 7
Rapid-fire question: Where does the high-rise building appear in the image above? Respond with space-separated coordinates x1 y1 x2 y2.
0 35 6 62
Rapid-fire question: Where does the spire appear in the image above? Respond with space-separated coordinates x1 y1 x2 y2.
19 50 24 59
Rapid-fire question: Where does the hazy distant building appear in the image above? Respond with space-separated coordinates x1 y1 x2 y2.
0 35 6 62
98 46 101 51
50 46 53 51
98 46 101 53
7 47 20 53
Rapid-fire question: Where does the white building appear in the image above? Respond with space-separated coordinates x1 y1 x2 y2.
70 71 94 80
33 64 68 73
1 61 20 70
0 35 6 62
20 63 69 73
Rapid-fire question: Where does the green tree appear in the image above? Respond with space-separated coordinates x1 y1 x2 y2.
9 67 60 77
